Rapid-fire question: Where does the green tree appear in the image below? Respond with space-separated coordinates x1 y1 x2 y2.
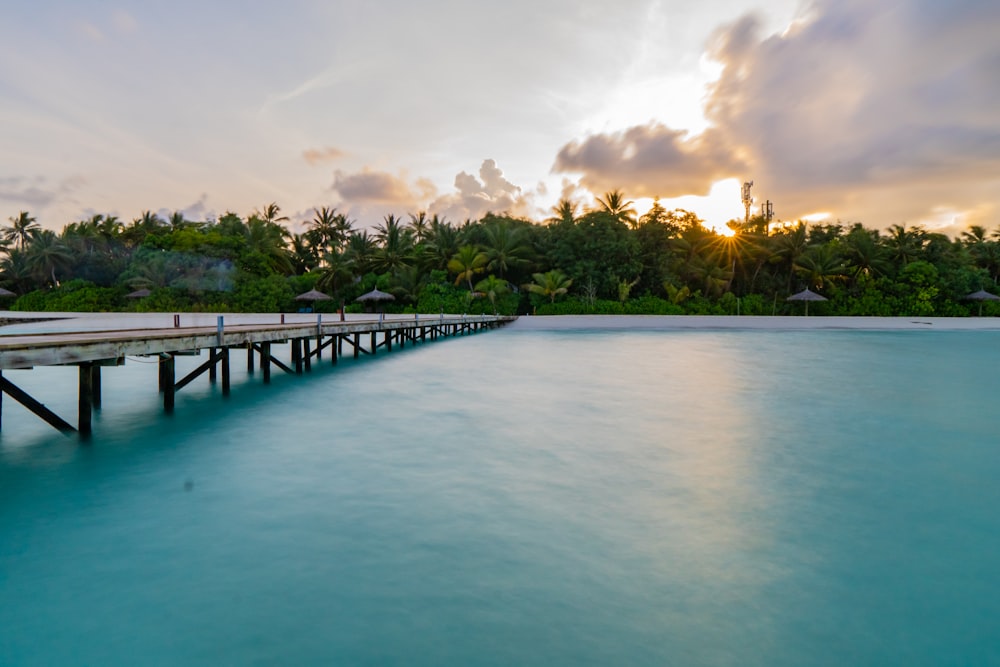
474 274 510 314
596 189 637 228
448 245 488 291
5 211 40 250
526 269 572 303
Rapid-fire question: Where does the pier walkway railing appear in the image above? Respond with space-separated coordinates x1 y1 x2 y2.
0 313 515 438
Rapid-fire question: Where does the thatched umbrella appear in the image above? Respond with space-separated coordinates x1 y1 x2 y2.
787 288 827 316
356 288 395 315
294 289 333 302
0 287 17 298
356 288 395 303
126 288 151 299
963 289 1000 316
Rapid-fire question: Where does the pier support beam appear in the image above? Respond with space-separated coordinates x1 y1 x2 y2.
78 362 93 437
247 342 255 373
221 347 230 396
161 354 175 412
261 342 271 384
0 373 76 434
292 338 303 374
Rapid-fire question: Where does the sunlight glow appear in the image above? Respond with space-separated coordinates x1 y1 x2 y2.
662 178 745 234
801 211 831 222
630 180 745 234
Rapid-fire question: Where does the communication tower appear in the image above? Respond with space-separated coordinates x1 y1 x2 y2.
741 181 754 223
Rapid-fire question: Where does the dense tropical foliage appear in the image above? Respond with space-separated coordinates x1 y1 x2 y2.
3 196 1000 317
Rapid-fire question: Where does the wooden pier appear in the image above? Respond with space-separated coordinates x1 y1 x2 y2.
0 314 514 438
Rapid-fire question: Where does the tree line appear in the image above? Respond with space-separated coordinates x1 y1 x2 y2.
3 190 999 316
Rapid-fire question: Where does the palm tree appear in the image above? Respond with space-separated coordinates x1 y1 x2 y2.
688 252 733 297
596 189 637 228
5 211 40 250
255 202 288 225
794 245 847 290
474 274 510 314
408 211 430 242
525 269 572 303
244 216 293 274
883 223 926 268
448 245 488 291
316 250 355 296
545 199 578 225
426 216 459 271
24 229 72 286
390 264 427 306
288 233 317 274
343 230 377 275
769 222 809 291
0 248 33 293
373 214 414 273
842 225 891 282
307 206 344 253
482 221 531 280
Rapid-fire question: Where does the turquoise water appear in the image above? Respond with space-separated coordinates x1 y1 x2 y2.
2 326 999 665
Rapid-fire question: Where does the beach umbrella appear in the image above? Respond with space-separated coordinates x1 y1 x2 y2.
786 288 827 316
356 288 395 314
0 287 16 298
963 289 1000 316
356 288 395 303
294 289 333 302
126 288 151 298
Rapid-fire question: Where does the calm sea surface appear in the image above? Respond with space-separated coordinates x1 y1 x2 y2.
2 323 999 665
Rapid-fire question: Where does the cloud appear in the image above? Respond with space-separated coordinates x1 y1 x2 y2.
329 159 540 226
331 168 434 204
553 125 742 198
0 175 84 210
552 0 1000 227
429 159 534 222
303 147 346 165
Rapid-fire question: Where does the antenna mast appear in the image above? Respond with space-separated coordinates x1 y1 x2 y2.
741 181 754 224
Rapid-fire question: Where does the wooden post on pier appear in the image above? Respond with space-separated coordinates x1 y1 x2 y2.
303 339 312 372
247 342 255 373
331 337 338 365
292 338 303 374
370 331 377 355
221 347 230 396
261 342 271 384
209 348 217 383
353 333 360 359
78 363 93 437
91 365 102 410
162 354 175 412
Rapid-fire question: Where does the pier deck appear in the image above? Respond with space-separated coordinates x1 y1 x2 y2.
0 313 514 437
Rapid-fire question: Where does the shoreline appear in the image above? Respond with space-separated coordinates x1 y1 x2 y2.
3 311 1000 334
507 314 1000 331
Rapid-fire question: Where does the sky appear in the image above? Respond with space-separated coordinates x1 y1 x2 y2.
1 0 998 236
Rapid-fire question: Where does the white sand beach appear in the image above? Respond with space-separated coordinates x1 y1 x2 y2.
2 311 1000 334
507 314 1000 331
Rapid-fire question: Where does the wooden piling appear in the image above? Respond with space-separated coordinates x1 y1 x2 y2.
91 365 102 410
162 354 175 412
221 347 230 396
78 363 93 436
261 342 271 384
